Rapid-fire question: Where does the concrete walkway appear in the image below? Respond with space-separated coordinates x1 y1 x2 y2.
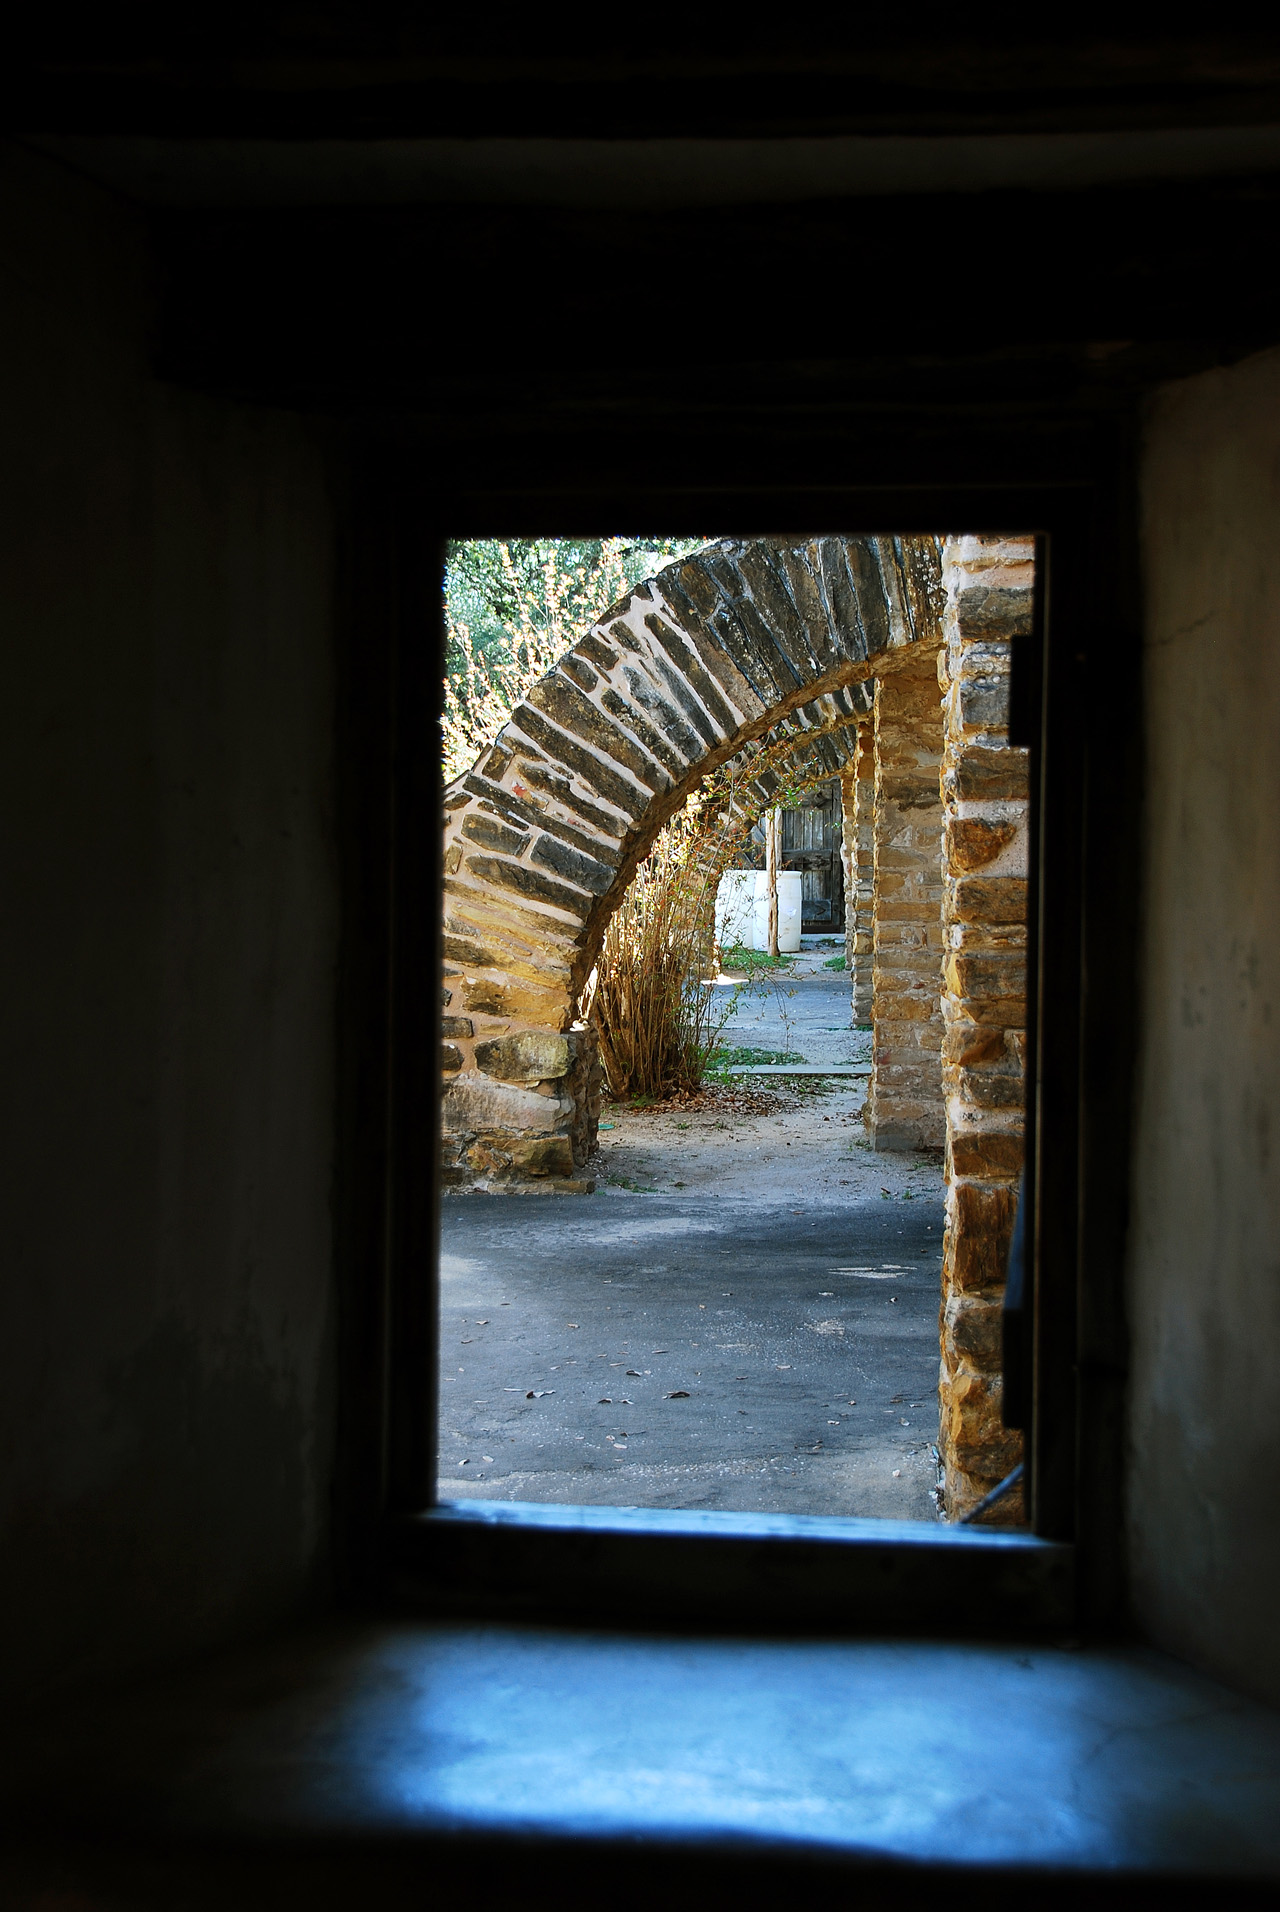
439 1191 943 1518
438 948 947 1521
712 937 871 1070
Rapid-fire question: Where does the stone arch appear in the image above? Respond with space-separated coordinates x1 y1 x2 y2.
441 534 943 1178
713 688 869 833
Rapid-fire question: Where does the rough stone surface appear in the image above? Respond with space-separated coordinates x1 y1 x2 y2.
936 534 1033 1520
865 647 946 1152
475 1031 572 1084
443 1074 573 1138
842 722 875 1026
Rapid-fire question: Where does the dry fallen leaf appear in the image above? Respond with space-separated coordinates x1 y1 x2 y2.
526 1389 554 1399
665 1390 691 1399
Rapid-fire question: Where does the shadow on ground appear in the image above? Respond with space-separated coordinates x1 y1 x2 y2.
439 1188 943 1519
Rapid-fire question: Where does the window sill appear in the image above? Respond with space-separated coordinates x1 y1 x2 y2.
8 1616 1280 1898
386 1497 1074 1634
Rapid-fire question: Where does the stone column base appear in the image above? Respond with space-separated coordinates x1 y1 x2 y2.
440 1026 602 1194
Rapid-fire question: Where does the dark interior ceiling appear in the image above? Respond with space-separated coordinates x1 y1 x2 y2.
13 20 1280 137
14 18 1280 497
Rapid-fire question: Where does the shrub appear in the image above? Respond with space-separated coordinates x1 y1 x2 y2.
583 812 734 1100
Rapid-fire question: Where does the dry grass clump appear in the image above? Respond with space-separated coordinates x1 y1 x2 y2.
583 815 733 1101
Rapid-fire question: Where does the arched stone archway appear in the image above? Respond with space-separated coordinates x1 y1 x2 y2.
441 535 943 1172
440 530 1033 1517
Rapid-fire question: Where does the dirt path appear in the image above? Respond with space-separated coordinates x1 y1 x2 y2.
594 1082 941 1210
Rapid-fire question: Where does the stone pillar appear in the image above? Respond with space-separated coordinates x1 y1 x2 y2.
840 767 857 971
937 534 1033 1519
843 722 875 1026
439 1001 602 1194
865 648 946 1150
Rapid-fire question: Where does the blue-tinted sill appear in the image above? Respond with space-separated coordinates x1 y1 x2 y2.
427 1497 1060 1552
396 1499 1074 1630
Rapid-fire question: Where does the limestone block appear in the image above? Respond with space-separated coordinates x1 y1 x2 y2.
943 748 1030 803
945 817 1017 872
462 976 573 1024
957 676 1013 732
943 950 1024 1001
874 995 942 1023
943 1292 1003 1366
576 632 619 673
947 875 1028 925
510 706 650 819
443 1074 571 1136
873 1115 944 1152
526 672 670 790
945 1179 1017 1291
441 1042 463 1074
441 1016 474 1039
941 1368 1023 1479
952 585 1033 641
942 1023 1007 1067
462 850 594 918
467 1134 576 1180
530 807 624 869
474 1030 572 1083
446 886 580 955
462 813 530 857
957 1068 1025 1111
946 1128 1023 1180
947 923 1027 953
531 832 616 896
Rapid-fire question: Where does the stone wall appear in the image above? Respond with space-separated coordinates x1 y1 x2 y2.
865 647 947 1151
1130 345 1280 1703
936 535 1033 1518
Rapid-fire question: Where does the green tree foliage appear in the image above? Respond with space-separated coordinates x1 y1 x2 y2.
441 536 713 781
